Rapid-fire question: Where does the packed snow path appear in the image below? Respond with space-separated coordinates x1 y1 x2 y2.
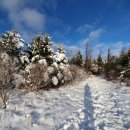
0 76 130 130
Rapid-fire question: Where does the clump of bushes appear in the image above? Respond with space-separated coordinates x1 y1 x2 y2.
21 63 86 91
89 48 130 85
0 30 87 96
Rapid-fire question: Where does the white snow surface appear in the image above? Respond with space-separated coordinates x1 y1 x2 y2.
0 76 130 130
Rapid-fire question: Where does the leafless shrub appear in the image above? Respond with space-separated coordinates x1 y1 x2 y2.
22 63 88 91
0 52 16 108
24 64 51 91
69 65 87 81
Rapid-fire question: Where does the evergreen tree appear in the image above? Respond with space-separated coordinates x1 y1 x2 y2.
97 50 103 68
128 49 130 57
93 59 97 65
70 50 83 66
57 44 66 54
128 49 130 68
104 49 112 77
0 30 24 56
29 33 54 65
104 49 118 78
69 56 76 64
118 47 128 67
29 33 43 58
42 34 54 65
76 50 83 66
128 60 130 68
54 44 68 65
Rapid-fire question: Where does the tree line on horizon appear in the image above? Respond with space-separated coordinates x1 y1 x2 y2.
70 42 130 82
0 29 130 85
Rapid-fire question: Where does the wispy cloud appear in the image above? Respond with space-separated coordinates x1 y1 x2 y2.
81 28 105 46
0 0 58 43
76 24 94 34
0 0 47 32
21 8 45 31
93 41 130 59
89 29 105 39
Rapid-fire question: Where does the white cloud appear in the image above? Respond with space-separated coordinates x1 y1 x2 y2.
2 0 22 11
76 24 94 33
21 8 45 31
112 41 130 56
80 28 105 46
92 41 130 59
0 0 54 32
89 29 105 39
81 38 89 46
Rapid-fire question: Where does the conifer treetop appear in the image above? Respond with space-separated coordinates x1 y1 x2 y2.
29 33 54 65
1 30 24 49
57 44 66 54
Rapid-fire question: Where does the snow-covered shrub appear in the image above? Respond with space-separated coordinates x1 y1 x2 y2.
47 66 55 75
62 67 73 83
20 53 30 69
0 52 20 69
0 52 10 63
13 74 25 88
69 65 87 81
31 55 40 63
23 62 87 90
118 69 130 86
52 62 58 69
43 72 49 83
91 63 103 75
57 72 63 80
20 55 30 64
54 44 68 67
55 65 87 85
24 63 51 90
25 63 36 74
38 59 47 66
91 64 99 74
122 69 130 78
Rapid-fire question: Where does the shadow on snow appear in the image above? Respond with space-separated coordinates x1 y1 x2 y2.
80 84 95 130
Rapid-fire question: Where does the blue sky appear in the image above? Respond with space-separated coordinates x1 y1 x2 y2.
0 0 130 57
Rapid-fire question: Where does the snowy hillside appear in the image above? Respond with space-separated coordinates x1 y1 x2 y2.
0 76 130 130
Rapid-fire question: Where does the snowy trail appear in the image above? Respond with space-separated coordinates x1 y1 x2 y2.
86 76 130 130
0 76 130 130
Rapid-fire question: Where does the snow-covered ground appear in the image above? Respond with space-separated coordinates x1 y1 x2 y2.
0 76 130 130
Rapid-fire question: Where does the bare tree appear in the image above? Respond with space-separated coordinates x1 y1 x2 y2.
84 42 92 71
0 51 16 108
